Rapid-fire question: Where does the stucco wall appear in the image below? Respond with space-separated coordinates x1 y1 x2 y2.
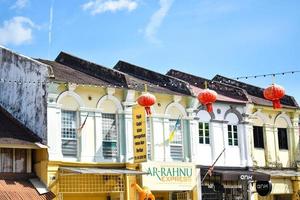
0 46 48 142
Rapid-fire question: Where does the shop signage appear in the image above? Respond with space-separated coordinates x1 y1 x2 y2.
240 174 253 181
256 181 272 196
141 162 196 191
132 105 147 163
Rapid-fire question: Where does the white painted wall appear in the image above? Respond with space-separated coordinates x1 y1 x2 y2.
192 102 249 168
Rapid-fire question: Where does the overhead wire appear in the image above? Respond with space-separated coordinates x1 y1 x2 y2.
233 70 300 80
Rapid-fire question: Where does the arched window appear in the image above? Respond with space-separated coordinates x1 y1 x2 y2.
197 110 212 145
252 113 266 149
275 114 291 150
97 95 122 160
165 102 187 161
225 112 239 147
58 91 82 158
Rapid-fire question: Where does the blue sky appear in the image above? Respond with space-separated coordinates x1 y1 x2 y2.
0 0 300 102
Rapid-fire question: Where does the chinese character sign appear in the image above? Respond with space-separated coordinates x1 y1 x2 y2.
133 105 147 163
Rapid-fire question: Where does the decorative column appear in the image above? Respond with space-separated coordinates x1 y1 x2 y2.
264 123 277 167
153 116 165 161
238 123 246 166
122 89 136 163
79 110 95 162
291 114 300 168
163 117 171 161
186 108 197 162
47 102 63 161
123 105 133 162
94 111 103 162
241 114 253 167
210 120 226 166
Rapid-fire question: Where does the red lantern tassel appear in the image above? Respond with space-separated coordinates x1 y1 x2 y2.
273 99 282 109
206 103 213 113
145 107 151 116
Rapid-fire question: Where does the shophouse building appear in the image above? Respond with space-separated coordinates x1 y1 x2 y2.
167 70 271 200
213 75 300 200
38 52 198 200
114 61 199 200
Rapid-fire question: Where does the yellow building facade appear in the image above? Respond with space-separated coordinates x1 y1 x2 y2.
36 52 198 200
250 106 300 200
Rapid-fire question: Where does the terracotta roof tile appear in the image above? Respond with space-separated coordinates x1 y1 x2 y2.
37 59 110 87
0 179 55 200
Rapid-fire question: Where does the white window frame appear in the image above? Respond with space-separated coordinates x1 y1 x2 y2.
61 110 79 158
101 113 119 160
228 124 238 146
169 119 184 161
199 122 210 144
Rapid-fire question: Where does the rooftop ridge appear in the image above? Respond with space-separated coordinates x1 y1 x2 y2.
55 52 128 88
167 69 249 101
114 61 192 95
213 74 299 107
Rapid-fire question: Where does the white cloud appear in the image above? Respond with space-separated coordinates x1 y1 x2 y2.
0 16 36 46
11 0 28 9
82 0 138 15
144 0 174 44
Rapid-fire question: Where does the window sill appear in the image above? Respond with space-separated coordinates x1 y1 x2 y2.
227 145 239 148
254 147 265 150
279 149 289 151
198 144 211 146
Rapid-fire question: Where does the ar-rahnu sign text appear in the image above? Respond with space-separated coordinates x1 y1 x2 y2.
141 162 196 191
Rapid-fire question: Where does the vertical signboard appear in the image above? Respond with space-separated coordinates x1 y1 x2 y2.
132 105 147 163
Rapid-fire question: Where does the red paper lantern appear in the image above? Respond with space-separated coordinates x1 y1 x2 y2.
263 84 285 109
198 89 217 113
137 92 156 115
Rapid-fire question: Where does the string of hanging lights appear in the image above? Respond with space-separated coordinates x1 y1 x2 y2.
233 70 300 80
231 70 299 109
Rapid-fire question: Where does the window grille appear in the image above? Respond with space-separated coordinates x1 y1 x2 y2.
169 119 183 161
278 128 288 150
199 122 210 144
59 174 125 193
253 126 264 148
228 125 238 146
61 111 77 157
102 113 118 159
146 117 152 160
172 192 189 200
